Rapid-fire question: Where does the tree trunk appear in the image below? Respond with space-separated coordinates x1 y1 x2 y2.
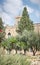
33 49 36 56
33 51 35 56
31 47 36 56
16 49 17 54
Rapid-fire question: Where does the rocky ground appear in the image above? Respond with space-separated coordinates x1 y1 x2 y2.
31 56 40 65
31 60 40 65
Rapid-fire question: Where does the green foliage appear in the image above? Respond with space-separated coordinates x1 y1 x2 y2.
28 31 40 55
2 37 17 51
16 30 40 55
16 30 30 54
17 7 34 34
20 30 29 50
0 18 4 29
1 30 40 56
0 18 5 44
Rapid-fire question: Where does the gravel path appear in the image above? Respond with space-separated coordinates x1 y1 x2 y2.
31 60 40 65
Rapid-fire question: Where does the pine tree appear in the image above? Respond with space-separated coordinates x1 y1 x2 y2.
17 7 34 34
0 18 5 44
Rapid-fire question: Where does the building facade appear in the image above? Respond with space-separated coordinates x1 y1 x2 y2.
5 17 40 38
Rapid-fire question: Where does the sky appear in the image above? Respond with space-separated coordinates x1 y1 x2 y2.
0 0 40 26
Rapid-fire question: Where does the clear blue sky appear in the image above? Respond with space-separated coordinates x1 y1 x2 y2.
0 0 40 26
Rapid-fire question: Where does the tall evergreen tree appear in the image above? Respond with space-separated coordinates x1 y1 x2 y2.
0 18 5 44
16 7 34 34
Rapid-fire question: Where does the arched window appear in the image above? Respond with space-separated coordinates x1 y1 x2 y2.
8 32 11 38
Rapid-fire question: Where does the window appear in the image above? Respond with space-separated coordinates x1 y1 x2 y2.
8 32 11 38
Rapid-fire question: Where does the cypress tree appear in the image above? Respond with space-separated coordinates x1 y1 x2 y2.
17 7 34 34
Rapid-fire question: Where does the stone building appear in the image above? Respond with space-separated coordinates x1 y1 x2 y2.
34 23 40 34
5 16 40 38
5 16 21 38
5 25 17 38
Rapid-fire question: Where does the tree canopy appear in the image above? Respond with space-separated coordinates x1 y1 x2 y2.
16 7 34 34
0 18 5 44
